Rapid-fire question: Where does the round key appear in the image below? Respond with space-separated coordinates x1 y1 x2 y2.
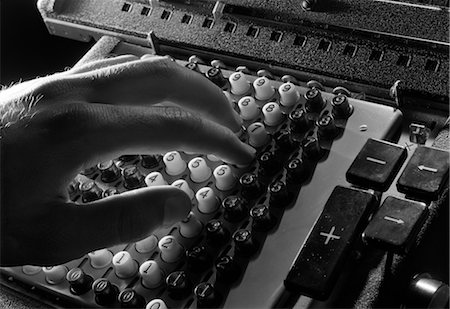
158 235 184 263
305 88 326 112
122 165 145 190
258 151 281 177
289 107 314 132
317 114 338 138
222 195 247 222
250 204 275 231
112 251 138 278
80 166 97 177
186 246 212 272
286 158 309 183
188 157 212 183
97 160 121 183
93 278 119 306
269 180 290 207
145 171 167 187
239 173 264 199
331 94 353 119
206 154 220 162
185 61 202 73
171 179 194 200
247 122 269 147
103 187 120 198
233 229 258 256
262 102 284 126
275 129 296 152
88 249 113 269
118 289 146 308
238 96 259 120
229 71 250 95
146 299 168 309
279 82 300 107
22 265 41 275
253 76 274 100
215 255 240 283
43 266 67 284
66 268 94 295
302 135 322 159
163 151 186 176
213 165 236 191
139 260 163 289
80 180 103 203
205 67 227 88
141 154 161 169
166 271 192 299
179 212 203 238
194 282 221 308
135 234 158 254
196 187 219 214
206 220 230 246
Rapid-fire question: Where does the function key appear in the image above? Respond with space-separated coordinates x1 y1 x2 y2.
239 173 264 199
317 114 338 139
146 299 168 309
66 268 94 295
222 195 248 222
186 246 212 272
43 265 67 284
179 212 203 238
88 249 113 269
196 187 219 214
163 151 187 176
171 179 195 200
206 219 230 246
253 76 275 100
98 160 121 183
213 165 237 191
206 67 227 88
247 122 270 148
145 171 167 187
158 235 184 263
305 88 326 112
141 154 161 169
233 229 258 257
331 94 353 119
279 82 300 107
112 251 138 278
80 180 103 203
139 260 163 289
262 102 284 126
118 289 146 308
289 107 314 132
135 234 158 254
229 71 250 95
122 166 145 190
188 157 212 183
166 271 192 299
92 278 119 306
250 204 275 231
238 96 260 121
194 282 221 308
215 255 240 283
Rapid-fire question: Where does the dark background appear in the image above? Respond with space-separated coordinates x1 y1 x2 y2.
1 0 92 85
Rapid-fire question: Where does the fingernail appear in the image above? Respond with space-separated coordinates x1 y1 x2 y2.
163 196 191 227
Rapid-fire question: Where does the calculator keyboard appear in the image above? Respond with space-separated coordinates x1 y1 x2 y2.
1 56 405 308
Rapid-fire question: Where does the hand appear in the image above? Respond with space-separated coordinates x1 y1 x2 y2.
0 55 255 266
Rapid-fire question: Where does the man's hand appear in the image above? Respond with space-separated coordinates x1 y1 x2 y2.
0 55 255 266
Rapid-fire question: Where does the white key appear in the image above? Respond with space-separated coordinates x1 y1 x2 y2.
196 187 219 214
229 72 250 95
247 122 269 147
279 82 300 107
253 77 274 100
139 260 163 289
171 179 195 200
146 299 168 309
22 265 41 275
179 212 203 238
188 157 212 183
88 249 113 269
206 154 220 162
158 236 184 263
213 165 236 191
163 151 186 176
262 102 284 126
112 251 138 278
135 235 158 254
43 266 67 284
145 172 167 187
238 96 260 120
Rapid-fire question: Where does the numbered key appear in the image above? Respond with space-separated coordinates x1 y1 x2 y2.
279 82 300 107
229 71 250 95
247 122 270 147
145 172 167 187
135 234 158 254
112 251 138 278
88 249 113 269
262 102 284 126
188 157 212 183
196 187 219 214
213 165 237 191
179 212 203 238
163 151 187 176
171 179 195 200
253 76 275 100
146 299 168 309
158 235 184 263
238 96 260 120
43 266 68 284
139 260 163 288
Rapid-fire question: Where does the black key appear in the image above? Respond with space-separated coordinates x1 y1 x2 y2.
118 289 145 308
92 278 119 306
284 186 377 300
397 146 449 200
363 196 428 253
66 268 93 295
346 138 407 191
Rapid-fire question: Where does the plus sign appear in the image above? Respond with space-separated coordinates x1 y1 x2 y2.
404 142 414 151
319 226 341 245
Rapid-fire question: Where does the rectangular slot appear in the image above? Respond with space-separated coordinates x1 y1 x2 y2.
121 2 132 12
293 35 307 46
318 39 331 52
425 59 439 72
202 17 214 28
181 14 192 24
161 10 171 20
140 6 151 16
246 25 259 38
224 22 237 33
343 44 357 57
270 31 283 42
396 55 411 67
369 49 383 61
